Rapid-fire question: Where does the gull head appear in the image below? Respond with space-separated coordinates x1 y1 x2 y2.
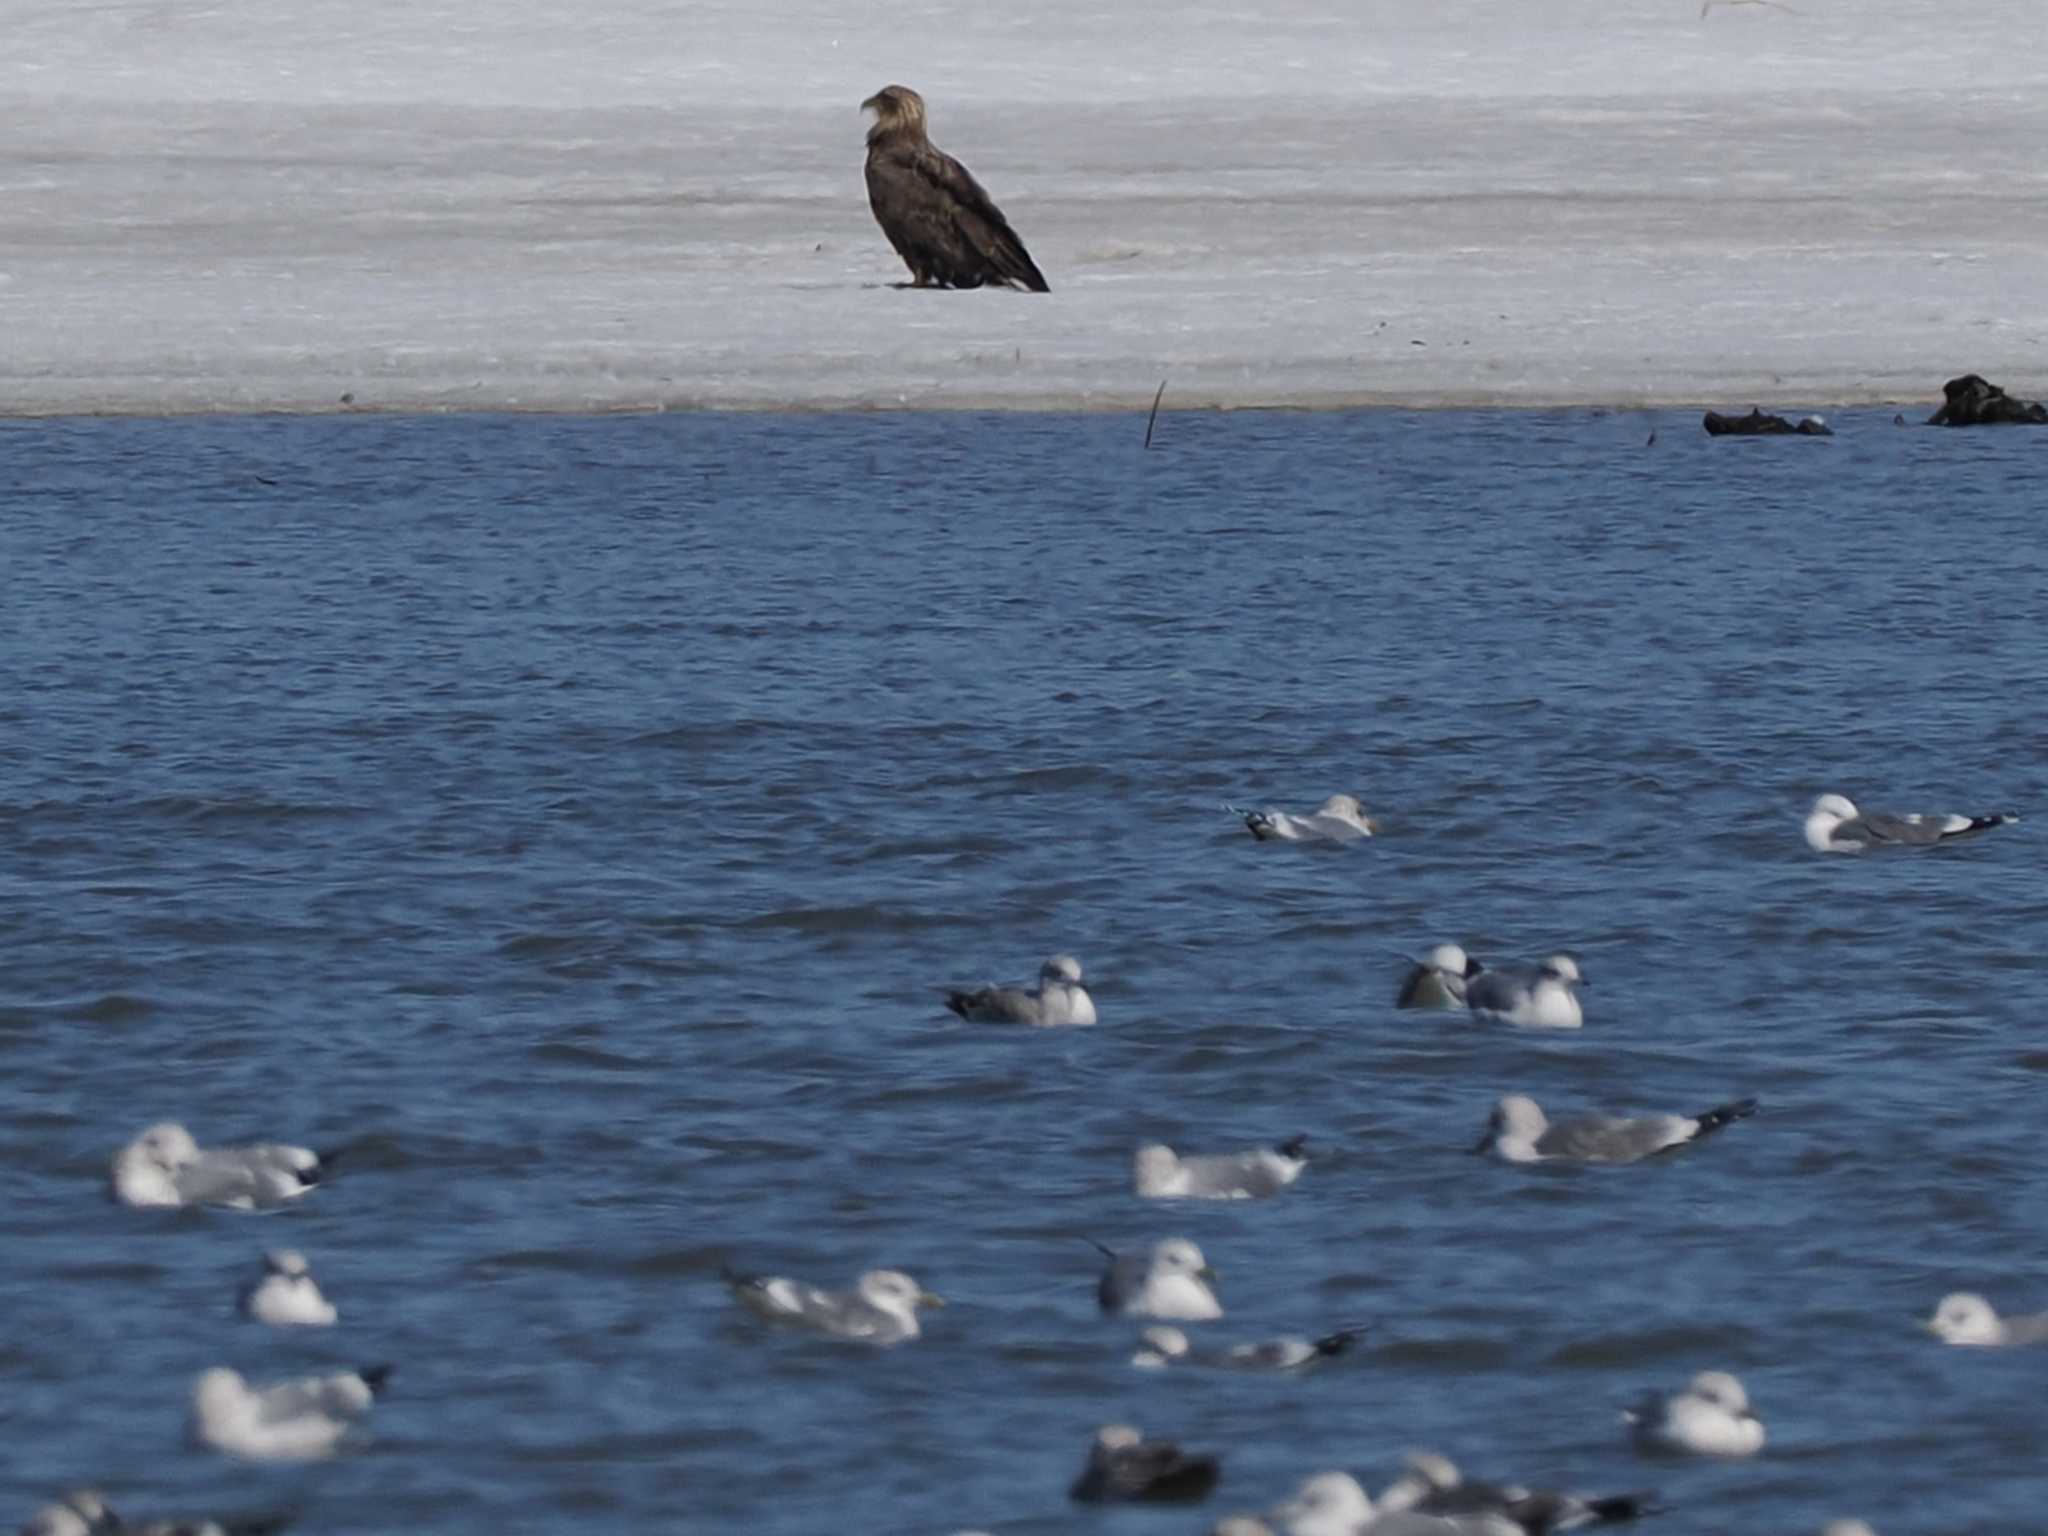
1539 955 1583 986
192 1367 253 1425
1272 1472 1375 1536
1423 943 1474 977
1928 1291 2002 1345
265 1249 312 1279
1479 1093 1548 1153
1094 1422 1144 1452
136 1122 201 1169
858 1269 943 1317
1140 1325 1191 1359
1041 954 1086 985
1133 1143 1181 1194
1806 793 1860 850
1688 1370 1751 1414
1318 793 1376 831
1152 1237 1215 1283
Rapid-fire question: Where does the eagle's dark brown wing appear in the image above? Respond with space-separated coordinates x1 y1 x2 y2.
865 138 1049 293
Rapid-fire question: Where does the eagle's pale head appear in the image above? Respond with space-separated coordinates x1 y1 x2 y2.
862 83 928 142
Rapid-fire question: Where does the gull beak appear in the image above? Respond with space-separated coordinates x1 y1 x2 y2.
1199 1265 1220 1285
918 1291 946 1310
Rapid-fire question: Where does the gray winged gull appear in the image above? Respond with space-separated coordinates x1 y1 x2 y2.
1375 1450 1656 1532
724 1266 942 1345
190 1364 391 1462
1625 1369 1765 1457
19 1489 291 1536
110 1123 332 1212
1804 792 2016 853
1925 1291 2048 1346
238 1249 337 1327
1094 1237 1223 1320
1226 794 1377 843
1132 1136 1307 1199
1476 1094 1757 1165
942 954 1096 1026
1465 955 1585 1028
1132 1323 1364 1371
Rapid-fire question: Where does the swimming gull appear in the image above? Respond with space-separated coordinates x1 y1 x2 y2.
1925 1291 2048 1346
1133 1136 1308 1199
1132 1323 1364 1371
1226 794 1378 843
1210 1519 1278 1536
1820 1524 1878 1536
19 1490 291 1536
238 1250 337 1328
1626 1370 1765 1457
110 1123 331 1212
190 1364 390 1462
1397 944 1485 1010
724 1266 942 1345
1476 1094 1757 1165
1095 1237 1223 1320
942 954 1096 1026
1375 1451 1657 1532
1803 792 2017 853
1068 1423 1221 1503
1464 956 1585 1028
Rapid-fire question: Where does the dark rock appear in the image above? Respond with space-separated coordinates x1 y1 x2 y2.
1703 407 1832 437
1927 373 2048 426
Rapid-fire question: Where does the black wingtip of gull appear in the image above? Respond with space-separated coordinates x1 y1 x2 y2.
358 1363 396 1395
1583 1490 1663 1523
1312 1325 1367 1356
1693 1098 1759 1137
222 1513 299 1536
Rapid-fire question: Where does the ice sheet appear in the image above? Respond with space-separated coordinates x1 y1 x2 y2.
3 0 2044 412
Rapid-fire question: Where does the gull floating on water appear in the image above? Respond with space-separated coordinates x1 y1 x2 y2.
1477 1094 1757 1165
1821 1524 1878 1536
110 1123 331 1212
1925 1291 2048 1346
1375 1450 1657 1533
1226 794 1378 843
1803 793 2017 853
1095 1237 1223 1320
238 1249 336 1328
1133 1136 1308 1200
1626 1370 1765 1457
190 1364 390 1462
1132 1323 1365 1371
19 1489 291 1536
1069 1423 1221 1503
942 954 1097 1026
1464 956 1585 1028
724 1266 942 1345
1398 944 1485 1010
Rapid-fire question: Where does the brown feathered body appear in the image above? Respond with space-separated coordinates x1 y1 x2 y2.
861 85 1049 293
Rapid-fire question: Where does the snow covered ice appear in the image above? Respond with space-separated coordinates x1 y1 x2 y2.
3 0 2045 413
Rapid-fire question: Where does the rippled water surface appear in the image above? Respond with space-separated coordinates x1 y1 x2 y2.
2 409 2043 1535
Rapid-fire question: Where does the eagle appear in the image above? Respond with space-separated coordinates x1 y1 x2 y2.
861 84 1049 293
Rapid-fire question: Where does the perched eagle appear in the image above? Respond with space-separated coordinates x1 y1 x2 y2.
861 84 1049 293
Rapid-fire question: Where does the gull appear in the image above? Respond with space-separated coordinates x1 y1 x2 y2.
1465 956 1584 1028
19 1490 291 1536
1375 1451 1657 1532
1821 1525 1877 1536
724 1266 942 1345
1226 794 1378 843
110 1124 331 1212
189 1365 390 1462
1925 1291 2048 1346
1094 1237 1223 1320
238 1250 336 1328
1803 793 2016 853
1476 1095 1757 1165
942 954 1096 1026
1626 1370 1765 1457
1068 1423 1221 1503
1133 1136 1308 1199
1397 945 1484 1010
1131 1323 1365 1371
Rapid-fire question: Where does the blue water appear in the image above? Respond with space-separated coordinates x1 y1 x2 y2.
1 409 2042 1535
